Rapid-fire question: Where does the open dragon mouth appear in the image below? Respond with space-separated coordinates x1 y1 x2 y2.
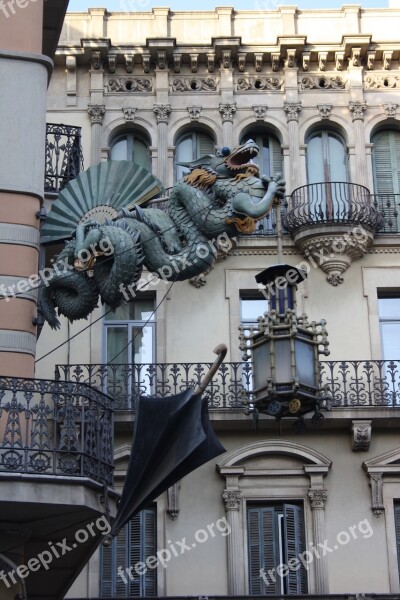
226 140 260 173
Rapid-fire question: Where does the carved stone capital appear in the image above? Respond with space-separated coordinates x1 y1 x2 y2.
383 103 398 118
368 472 384 517
352 420 372 452
87 104 105 125
349 101 367 121
223 489 242 511
219 103 236 123
153 103 171 124
123 107 136 122
284 102 302 122
308 489 327 509
188 106 202 120
318 104 332 119
253 105 268 120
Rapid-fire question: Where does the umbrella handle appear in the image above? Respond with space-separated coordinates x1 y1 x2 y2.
194 343 228 396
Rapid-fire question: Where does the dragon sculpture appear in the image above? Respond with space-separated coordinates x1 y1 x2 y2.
40 140 285 329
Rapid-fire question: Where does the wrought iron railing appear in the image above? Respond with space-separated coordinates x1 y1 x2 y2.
45 123 84 193
284 182 383 233
55 360 400 411
373 193 400 233
0 377 114 485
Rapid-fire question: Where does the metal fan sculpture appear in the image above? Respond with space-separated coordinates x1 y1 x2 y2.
41 160 164 244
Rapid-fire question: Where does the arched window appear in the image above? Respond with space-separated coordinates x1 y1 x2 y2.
240 131 283 178
175 131 215 181
306 130 348 185
372 129 400 195
110 132 151 171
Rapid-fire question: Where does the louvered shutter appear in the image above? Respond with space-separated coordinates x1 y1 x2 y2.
283 504 308 594
143 508 157 595
115 523 129 597
129 512 141 596
100 534 113 597
270 136 284 177
247 506 279 595
394 503 400 581
197 132 215 157
373 131 398 194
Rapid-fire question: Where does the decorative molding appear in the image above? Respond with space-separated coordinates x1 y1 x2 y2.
0 276 38 302
122 107 136 122
308 489 328 510
222 490 242 511
286 49 296 68
238 52 246 72
351 48 361 67
236 76 283 91
222 50 231 69
383 103 398 117
271 53 280 72
383 51 393 71
0 330 36 356
107 54 116 73
207 53 215 73
302 52 310 72
367 52 376 71
254 53 263 72
368 472 384 517
364 73 400 89
91 51 101 70
153 103 172 123
173 53 182 73
219 103 236 123
299 74 346 90
124 54 134 73
352 420 372 452
106 78 152 93
349 101 367 121
317 104 332 119
157 51 167 70
284 101 302 122
171 77 218 92
0 223 39 249
318 52 327 72
253 105 268 120
190 53 198 73
87 104 106 125
187 105 202 120
167 482 180 520
142 54 150 73
66 55 77 98
335 52 344 71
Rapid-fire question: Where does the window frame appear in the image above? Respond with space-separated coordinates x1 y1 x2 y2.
110 131 151 170
174 130 215 181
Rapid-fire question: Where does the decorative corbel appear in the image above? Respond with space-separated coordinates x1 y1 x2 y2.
271 53 280 72
142 54 150 73
188 106 202 120
317 104 332 119
207 53 215 73
254 53 263 72
383 103 398 117
173 53 182 73
352 420 372 452
122 107 136 122
253 105 268 120
125 54 134 74
302 52 310 72
367 51 375 70
318 52 327 72
286 49 296 69
190 53 198 73
157 51 167 70
91 51 101 70
222 50 231 69
383 51 393 71
108 54 116 74
238 53 246 72
167 482 181 520
351 48 361 67
335 52 344 71
66 56 77 99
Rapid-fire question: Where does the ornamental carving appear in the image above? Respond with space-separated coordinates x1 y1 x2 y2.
352 420 372 452
153 104 171 124
302 52 310 72
299 75 346 90
174 54 182 73
349 101 367 121
365 74 400 89
222 489 242 511
236 76 283 91
284 102 302 122
383 103 398 117
106 78 152 92
253 105 268 120
335 52 344 71
368 472 384 517
318 104 332 119
308 489 327 509
122 107 136 122
171 77 219 92
87 104 105 125
219 103 236 123
188 106 202 120
271 53 280 72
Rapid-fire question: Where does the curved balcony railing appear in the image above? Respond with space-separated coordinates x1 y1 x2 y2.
0 377 114 485
284 182 383 233
373 193 400 233
55 360 400 411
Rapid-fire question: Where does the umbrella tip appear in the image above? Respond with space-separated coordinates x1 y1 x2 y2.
102 534 112 547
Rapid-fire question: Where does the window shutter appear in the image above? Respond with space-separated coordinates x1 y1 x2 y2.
394 503 400 579
270 136 284 177
373 131 397 194
129 512 141 596
247 507 278 595
197 133 214 157
100 535 114 597
115 524 129 597
143 508 157 595
283 503 308 594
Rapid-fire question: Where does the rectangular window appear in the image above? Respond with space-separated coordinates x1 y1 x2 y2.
103 295 156 405
240 294 268 391
247 503 308 595
378 295 400 359
100 507 157 598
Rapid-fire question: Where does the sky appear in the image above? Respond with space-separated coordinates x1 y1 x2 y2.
67 0 390 12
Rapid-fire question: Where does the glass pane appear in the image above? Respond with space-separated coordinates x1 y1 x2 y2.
110 137 128 161
328 134 347 182
106 327 128 364
307 135 324 184
379 297 400 319
381 322 400 360
253 342 271 391
274 339 292 382
133 138 150 170
132 325 154 364
105 298 155 321
295 339 316 387
176 136 193 180
241 298 268 322
260 142 270 178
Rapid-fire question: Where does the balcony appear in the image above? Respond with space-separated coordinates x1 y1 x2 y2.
45 123 84 194
373 193 400 233
55 360 400 413
284 182 383 285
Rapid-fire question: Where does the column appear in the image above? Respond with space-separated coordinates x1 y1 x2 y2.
219 103 236 148
153 104 172 186
349 101 368 186
284 101 302 192
87 104 106 166
222 489 244 595
308 489 329 594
